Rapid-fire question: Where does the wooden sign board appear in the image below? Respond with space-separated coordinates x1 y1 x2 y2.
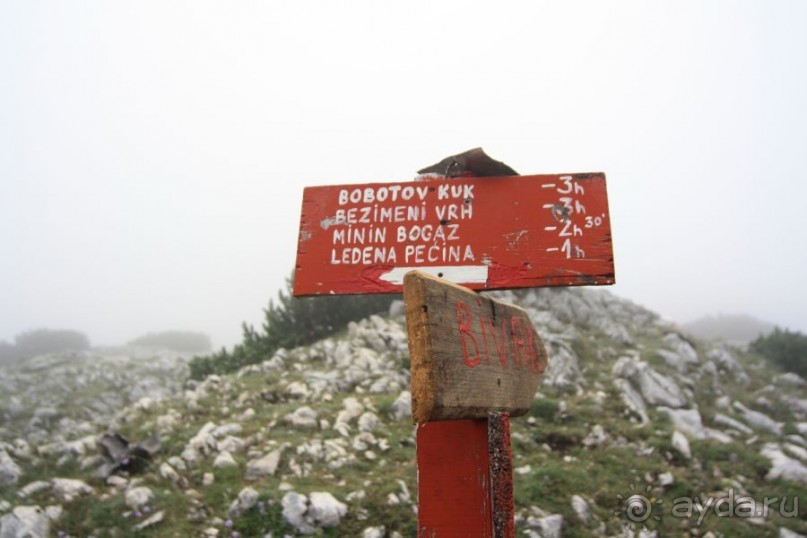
293 173 614 297
403 271 549 423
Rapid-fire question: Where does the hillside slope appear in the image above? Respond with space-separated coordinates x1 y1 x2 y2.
1 288 806 537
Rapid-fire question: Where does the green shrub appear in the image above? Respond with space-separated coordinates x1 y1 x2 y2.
189 273 397 379
750 327 807 377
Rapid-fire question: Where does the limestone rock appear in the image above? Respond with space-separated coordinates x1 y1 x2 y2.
657 333 700 372
707 347 750 385
363 526 386 538
657 407 704 438
0 451 22 488
713 412 754 436
0 506 50 538
526 513 563 538
51 478 94 503
389 391 412 421
213 451 238 469
613 379 649 425
228 486 259 517
570 495 591 524
245 450 281 480
541 339 582 390
132 509 165 531
281 491 347 534
761 444 807 485
125 486 154 510
17 481 51 499
358 412 380 433
734 402 783 436
159 462 180 484
613 357 687 408
284 406 319 429
672 431 691 459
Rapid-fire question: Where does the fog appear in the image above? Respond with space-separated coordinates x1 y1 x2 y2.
2 1 805 348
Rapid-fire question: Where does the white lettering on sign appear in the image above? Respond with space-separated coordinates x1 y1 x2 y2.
338 185 431 205
328 181 478 270
540 176 605 259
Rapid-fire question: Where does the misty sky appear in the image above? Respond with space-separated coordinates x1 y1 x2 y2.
2 1 805 348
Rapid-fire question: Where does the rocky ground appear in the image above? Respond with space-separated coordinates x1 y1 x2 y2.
1 288 806 537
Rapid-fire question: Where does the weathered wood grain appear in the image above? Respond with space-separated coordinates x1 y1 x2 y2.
404 271 548 423
293 173 614 297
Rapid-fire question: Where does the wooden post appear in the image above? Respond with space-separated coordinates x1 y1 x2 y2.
293 169 615 536
404 271 548 536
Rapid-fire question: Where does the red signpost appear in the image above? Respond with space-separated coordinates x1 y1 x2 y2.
294 170 614 536
293 174 613 297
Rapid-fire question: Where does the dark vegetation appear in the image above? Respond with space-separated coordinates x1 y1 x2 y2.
750 327 807 378
189 274 397 379
127 330 212 353
0 328 90 364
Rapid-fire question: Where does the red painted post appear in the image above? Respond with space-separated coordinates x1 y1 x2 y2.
416 419 493 537
416 413 515 537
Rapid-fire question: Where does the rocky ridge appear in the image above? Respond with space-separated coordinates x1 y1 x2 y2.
1 288 806 537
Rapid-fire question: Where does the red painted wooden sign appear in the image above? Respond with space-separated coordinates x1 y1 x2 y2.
293 173 614 296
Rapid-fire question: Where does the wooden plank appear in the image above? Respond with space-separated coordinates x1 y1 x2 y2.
404 270 548 422
416 419 493 537
293 173 614 297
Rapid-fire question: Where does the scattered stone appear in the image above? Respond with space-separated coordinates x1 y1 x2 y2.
363 525 386 538
714 413 754 435
106 475 128 490
613 357 688 408
51 478 94 503
132 509 165 531
780 528 807 538
613 379 649 425
761 443 807 485
389 391 412 421
159 462 180 484
284 406 319 429
308 492 348 528
125 486 154 510
734 402 783 436
658 333 699 372
283 491 315 535
657 407 705 438
526 513 563 538
282 491 347 534
659 472 674 487
707 348 750 385
0 451 22 487
213 451 238 469
245 450 281 480
202 472 215 487
570 495 591 524
775 373 807 387
212 423 243 438
0 506 50 538
672 431 692 459
17 481 51 499
229 486 259 517
358 412 380 433
582 425 609 447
